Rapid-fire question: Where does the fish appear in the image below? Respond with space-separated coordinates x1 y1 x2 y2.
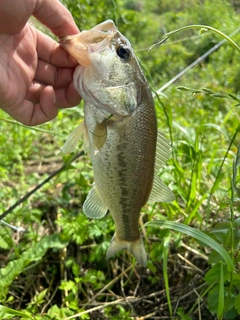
60 20 174 267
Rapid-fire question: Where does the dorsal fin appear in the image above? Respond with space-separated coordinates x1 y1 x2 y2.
61 122 89 154
83 184 108 219
155 130 172 172
148 130 175 203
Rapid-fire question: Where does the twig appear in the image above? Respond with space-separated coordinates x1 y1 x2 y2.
133 275 141 297
0 151 84 223
173 283 207 315
41 276 59 314
136 311 157 319
66 297 136 319
121 259 136 315
141 289 166 301
181 242 208 261
177 253 204 273
84 265 133 306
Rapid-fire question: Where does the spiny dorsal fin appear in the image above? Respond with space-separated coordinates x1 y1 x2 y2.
83 184 108 219
61 122 89 154
148 175 175 203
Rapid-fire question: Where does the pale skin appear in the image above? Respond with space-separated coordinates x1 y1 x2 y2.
0 0 81 125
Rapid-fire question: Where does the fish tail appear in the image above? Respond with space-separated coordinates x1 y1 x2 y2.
106 233 147 267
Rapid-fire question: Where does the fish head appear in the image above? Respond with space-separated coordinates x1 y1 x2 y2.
60 20 145 118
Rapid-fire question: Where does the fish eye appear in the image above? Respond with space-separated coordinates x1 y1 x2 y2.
116 46 131 61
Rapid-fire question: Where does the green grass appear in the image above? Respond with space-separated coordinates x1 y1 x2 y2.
1 0 240 319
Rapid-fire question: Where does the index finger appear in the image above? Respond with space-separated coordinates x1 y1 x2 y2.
36 28 78 67
33 0 80 37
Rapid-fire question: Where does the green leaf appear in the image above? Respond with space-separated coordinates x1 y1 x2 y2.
205 264 221 283
177 307 193 320
209 222 231 245
0 305 34 319
0 236 10 250
59 280 76 291
232 272 240 286
47 305 60 318
145 220 234 271
234 294 240 313
205 263 229 284
207 285 221 313
33 288 48 305
208 250 223 264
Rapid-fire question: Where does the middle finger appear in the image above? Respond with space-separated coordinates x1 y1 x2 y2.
34 59 75 88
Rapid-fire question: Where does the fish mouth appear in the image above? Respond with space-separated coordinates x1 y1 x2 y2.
59 20 118 67
59 20 131 68
60 34 114 67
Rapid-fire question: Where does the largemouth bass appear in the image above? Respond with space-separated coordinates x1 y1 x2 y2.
60 20 174 267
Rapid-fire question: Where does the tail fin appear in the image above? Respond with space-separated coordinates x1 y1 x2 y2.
106 233 147 267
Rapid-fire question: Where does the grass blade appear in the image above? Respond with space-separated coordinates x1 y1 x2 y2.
145 220 234 272
150 25 240 53
218 261 225 319
163 235 172 316
0 117 62 136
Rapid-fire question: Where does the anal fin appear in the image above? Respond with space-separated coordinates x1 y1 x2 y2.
149 175 175 203
83 184 108 219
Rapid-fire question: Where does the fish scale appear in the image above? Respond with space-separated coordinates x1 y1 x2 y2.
60 20 175 266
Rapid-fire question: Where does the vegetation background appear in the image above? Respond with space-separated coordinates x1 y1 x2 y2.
0 0 240 319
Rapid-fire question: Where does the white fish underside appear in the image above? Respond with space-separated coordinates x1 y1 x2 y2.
60 20 175 267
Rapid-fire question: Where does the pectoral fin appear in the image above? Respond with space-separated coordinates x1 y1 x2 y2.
83 185 108 219
62 122 89 154
91 120 107 151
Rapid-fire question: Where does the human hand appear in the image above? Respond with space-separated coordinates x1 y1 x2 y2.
0 0 81 125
